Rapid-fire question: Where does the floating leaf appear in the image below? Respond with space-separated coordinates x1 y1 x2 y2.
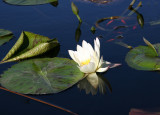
125 39 160 71
71 2 82 23
3 0 58 5
143 38 158 56
0 29 13 46
1 31 59 63
90 26 96 34
0 29 13 37
0 57 84 94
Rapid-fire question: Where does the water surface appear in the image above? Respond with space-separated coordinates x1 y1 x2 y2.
0 0 160 115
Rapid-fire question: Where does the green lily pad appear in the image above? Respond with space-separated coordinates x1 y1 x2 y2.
0 29 13 37
0 29 13 46
1 31 59 64
0 57 84 94
125 39 160 71
3 0 58 5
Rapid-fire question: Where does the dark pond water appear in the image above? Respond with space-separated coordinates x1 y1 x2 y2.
1 0 160 115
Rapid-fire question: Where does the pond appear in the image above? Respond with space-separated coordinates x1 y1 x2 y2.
0 0 160 115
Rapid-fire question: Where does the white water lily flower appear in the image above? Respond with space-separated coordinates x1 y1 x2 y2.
68 37 120 74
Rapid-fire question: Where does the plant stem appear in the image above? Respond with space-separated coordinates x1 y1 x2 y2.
0 86 78 115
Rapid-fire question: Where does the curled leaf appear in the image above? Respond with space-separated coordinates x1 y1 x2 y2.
1 31 59 63
143 38 158 56
0 29 13 46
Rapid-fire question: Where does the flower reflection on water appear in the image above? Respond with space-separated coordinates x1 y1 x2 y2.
68 38 120 94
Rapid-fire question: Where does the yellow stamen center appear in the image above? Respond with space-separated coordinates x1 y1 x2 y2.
81 59 91 66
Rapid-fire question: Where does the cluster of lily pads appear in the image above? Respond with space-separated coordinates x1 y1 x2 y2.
0 29 118 95
0 0 116 95
0 0 157 97
0 30 85 94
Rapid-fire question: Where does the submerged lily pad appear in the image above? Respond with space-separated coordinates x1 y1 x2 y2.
0 57 84 94
88 0 112 4
125 39 160 71
3 0 58 5
1 31 59 63
0 29 13 46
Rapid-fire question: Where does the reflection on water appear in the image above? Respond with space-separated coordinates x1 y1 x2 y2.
75 23 82 42
1 0 160 114
88 0 112 4
77 73 112 95
50 1 59 7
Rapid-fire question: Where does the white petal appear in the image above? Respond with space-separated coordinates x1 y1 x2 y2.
96 37 100 48
87 73 98 89
77 45 83 53
94 39 100 60
103 61 121 68
87 43 95 56
79 62 96 73
68 50 79 63
98 56 103 68
77 44 90 61
73 51 82 65
82 40 88 49
69 51 83 66
96 66 109 72
106 61 111 65
99 60 121 69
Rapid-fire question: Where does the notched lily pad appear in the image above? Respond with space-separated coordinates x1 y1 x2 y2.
1 31 59 63
0 29 13 46
0 57 84 94
125 38 160 71
3 0 58 5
